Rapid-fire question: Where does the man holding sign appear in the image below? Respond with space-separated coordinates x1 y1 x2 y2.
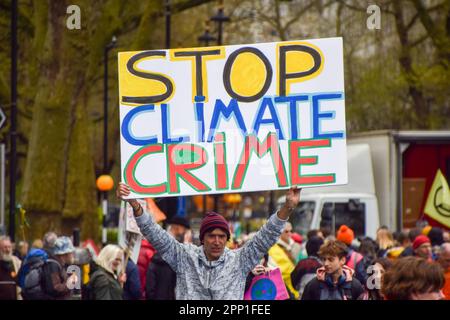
116 37 345 299
117 182 300 300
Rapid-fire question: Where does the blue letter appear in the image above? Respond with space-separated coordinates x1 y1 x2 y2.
121 104 158 145
252 97 284 140
194 95 205 142
161 104 190 144
207 98 247 142
312 93 344 139
275 94 308 140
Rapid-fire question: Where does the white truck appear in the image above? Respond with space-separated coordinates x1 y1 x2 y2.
278 143 380 239
278 130 450 238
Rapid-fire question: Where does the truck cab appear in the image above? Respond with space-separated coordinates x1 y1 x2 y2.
277 143 380 239
277 193 379 239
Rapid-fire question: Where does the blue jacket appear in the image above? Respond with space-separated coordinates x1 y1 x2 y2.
123 260 142 300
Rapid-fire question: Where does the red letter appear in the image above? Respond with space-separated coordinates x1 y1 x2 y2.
232 133 288 189
289 139 335 185
167 144 210 193
214 133 228 190
125 145 167 194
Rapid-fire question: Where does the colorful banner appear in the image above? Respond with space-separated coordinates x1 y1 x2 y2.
244 268 289 300
118 37 347 198
424 169 450 228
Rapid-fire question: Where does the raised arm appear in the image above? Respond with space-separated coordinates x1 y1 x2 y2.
116 183 184 272
237 187 301 274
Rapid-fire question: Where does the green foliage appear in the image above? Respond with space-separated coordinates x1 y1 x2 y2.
0 0 214 241
107 228 118 244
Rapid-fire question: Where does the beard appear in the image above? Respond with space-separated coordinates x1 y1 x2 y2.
0 252 13 262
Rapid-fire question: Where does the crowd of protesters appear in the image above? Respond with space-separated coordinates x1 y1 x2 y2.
288 224 450 300
1 184 449 300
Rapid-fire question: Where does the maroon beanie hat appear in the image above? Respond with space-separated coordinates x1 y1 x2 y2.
199 212 230 242
412 235 431 250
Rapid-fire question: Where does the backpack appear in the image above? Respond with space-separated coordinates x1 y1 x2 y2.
346 250 363 270
18 248 58 300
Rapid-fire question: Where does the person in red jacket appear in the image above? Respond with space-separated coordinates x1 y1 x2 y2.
137 238 156 298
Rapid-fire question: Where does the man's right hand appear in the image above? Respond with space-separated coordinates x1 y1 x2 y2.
116 182 142 215
116 182 132 201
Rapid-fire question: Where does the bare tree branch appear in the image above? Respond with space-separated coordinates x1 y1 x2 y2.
410 33 429 47
284 0 334 31
405 12 420 30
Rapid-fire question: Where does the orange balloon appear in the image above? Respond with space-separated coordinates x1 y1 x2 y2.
96 175 114 191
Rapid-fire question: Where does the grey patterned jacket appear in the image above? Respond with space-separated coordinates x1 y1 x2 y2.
135 209 287 300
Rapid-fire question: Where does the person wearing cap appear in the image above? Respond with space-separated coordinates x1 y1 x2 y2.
166 216 191 243
146 216 191 300
399 227 422 257
40 236 77 300
290 232 303 262
117 182 301 300
42 231 58 257
412 235 433 261
336 225 356 248
336 225 367 287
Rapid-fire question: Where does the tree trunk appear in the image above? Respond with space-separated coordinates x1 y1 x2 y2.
393 0 429 129
21 0 98 240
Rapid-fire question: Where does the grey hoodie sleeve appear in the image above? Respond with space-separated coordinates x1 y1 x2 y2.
134 210 184 273
237 212 287 274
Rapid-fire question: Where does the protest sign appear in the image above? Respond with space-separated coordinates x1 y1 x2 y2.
118 38 347 198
